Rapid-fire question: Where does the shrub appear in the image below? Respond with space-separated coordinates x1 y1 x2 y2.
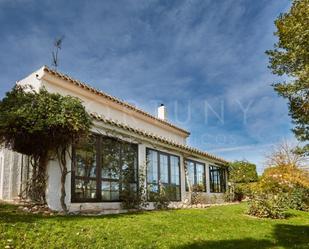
260 164 309 193
227 182 257 202
257 164 309 212
152 184 171 210
248 192 288 219
234 183 250 201
229 161 258 183
288 187 309 211
121 165 148 210
191 185 208 204
228 161 258 201
191 193 208 205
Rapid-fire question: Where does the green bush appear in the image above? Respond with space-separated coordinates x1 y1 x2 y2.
229 161 258 183
152 184 171 210
248 193 288 219
227 182 256 202
228 161 258 202
288 187 309 211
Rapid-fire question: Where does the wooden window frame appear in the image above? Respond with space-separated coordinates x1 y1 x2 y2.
146 148 181 202
71 135 138 203
209 165 226 193
185 159 206 192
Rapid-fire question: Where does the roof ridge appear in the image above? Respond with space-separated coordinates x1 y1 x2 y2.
42 66 190 136
91 112 228 164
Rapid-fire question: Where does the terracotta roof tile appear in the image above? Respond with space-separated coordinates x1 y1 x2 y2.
91 113 228 165
43 66 190 136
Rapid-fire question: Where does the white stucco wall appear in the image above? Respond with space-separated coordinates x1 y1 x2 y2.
45 154 71 211
16 67 188 144
1 67 227 211
16 67 43 90
41 78 187 144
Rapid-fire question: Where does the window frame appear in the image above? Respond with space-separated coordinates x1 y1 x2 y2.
209 165 226 193
71 135 139 203
185 159 206 192
146 148 181 202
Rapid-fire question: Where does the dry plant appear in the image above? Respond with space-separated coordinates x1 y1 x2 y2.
265 141 307 168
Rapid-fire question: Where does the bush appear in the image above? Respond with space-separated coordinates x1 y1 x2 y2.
227 182 256 202
121 166 148 210
256 164 309 212
191 193 208 205
229 161 258 183
228 160 258 202
152 184 171 210
248 193 288 219
234 183 251 201
288 187 309 211
191 185 208 204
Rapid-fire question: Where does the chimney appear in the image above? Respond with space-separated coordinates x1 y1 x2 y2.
157 104 167 120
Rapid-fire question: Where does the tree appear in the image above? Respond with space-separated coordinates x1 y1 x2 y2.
263 141 309 190
228 160 258 201
265 141 307 169
0 85 92 212
228 160 258 184
266 0 309 155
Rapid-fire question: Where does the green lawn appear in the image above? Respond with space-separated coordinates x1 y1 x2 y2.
0 203 308 249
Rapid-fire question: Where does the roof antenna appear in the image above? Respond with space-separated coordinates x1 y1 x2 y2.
52 36 65 71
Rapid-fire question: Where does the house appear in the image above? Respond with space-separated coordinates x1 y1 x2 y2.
0 66 228 212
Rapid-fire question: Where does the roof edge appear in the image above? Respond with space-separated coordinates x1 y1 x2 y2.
42 66 191 136
91 113 228 165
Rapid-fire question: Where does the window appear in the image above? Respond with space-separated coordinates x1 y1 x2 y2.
185 160 206 192
72 136 98 201
72 135 138 202
209 165 226 193
146 149 181 201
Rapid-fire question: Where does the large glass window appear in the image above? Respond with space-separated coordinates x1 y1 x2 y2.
72 135 138 202
185 160 206 192
146 149 181 201
209 165 226 193
73 136 98 201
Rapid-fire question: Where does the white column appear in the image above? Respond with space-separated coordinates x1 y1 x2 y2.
180 156 186 202
138 143 147 194
206 163 211 193
0 151 3 199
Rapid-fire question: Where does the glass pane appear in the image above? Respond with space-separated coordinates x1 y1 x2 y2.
187 161 195 188
160 154 169 184
75 179 97 199
147 184 158 201
75 136 97 178
210 166 225 193
121 142 138 183
170 156 180 185
196 163 205 190
101 181 111 200
101 181 120 201
147 150 158 184
101 138 120 180
111 182 119 200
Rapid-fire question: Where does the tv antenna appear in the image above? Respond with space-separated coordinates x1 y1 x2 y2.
52 36 65 71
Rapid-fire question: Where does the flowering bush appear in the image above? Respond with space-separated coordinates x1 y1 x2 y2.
248 164 309 218
248 193 288 219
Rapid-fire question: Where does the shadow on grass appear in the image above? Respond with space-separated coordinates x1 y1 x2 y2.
1 204 308 249
172 224 309 249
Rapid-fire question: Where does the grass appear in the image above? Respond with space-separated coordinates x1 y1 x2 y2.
0 203 308 249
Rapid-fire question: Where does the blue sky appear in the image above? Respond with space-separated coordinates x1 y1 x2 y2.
0 0 294 173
